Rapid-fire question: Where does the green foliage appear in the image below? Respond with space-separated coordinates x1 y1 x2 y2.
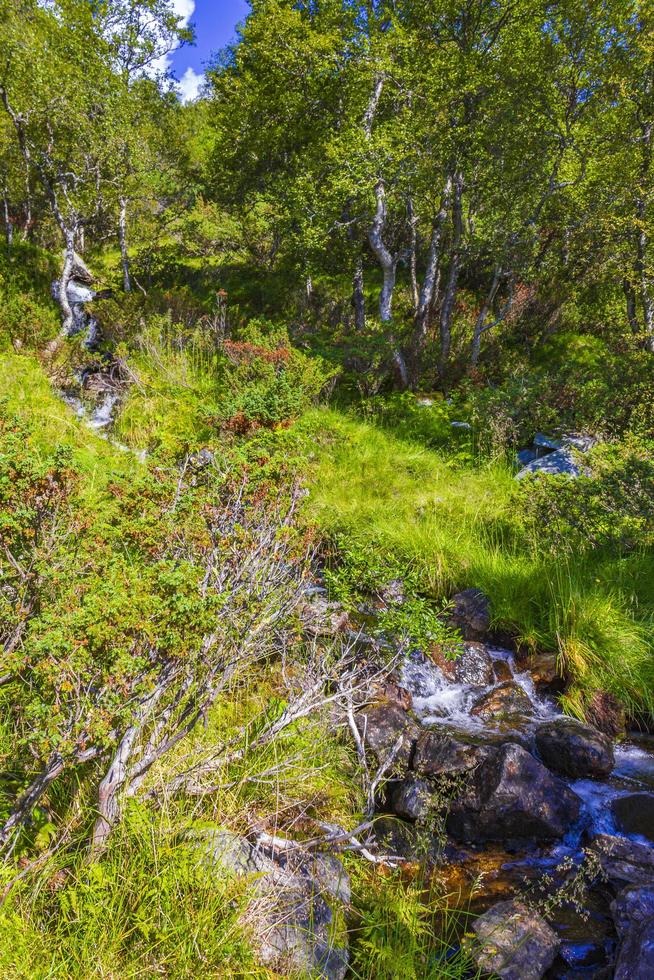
348 862 478 980
0 806 259 978
518 437 654 557
299 407 654 715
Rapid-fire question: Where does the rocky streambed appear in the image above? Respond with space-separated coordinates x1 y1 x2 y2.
344 592 654 979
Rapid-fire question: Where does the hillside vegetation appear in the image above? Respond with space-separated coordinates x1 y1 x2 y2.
1 1 654 977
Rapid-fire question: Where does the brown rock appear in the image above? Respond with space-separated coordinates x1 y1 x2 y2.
585 691 626 737
450 588 491 640
493 659 513 683
470 682 534 722
430 641 495 687
525 652 563 687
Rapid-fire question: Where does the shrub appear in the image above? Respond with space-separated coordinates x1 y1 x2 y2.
517 437 654 557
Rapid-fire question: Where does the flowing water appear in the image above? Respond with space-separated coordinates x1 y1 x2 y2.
399 646 654 976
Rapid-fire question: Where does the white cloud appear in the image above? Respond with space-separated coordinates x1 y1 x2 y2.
178 66 204 103
171 0 195 29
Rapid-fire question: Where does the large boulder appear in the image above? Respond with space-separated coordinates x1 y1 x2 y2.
535 718 614 779
447 743 582 841
450 588 491 640
470 681 534 722
588 835 654 889
612 886 654 980
516 447 583 479
467 900 560 979
612 793 654 844
196 829 349 980
431 641 495 686
412 729 496 777
356 702 419 772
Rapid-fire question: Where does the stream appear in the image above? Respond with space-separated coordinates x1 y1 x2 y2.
394 645 654 976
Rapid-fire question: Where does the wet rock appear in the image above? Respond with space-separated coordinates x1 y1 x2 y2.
356 702 419 772
470 681 534 722
611 885 654 936
388 775 433 821
194 828 349 980
589 835 654 889
447 743 582 841
450 588 491 640
585 691 626 737
535 718 614 779
413 729 495 777
525 652 563 688
534 432 562 451
468 899 560 979
517 448 539 466
431 641 495 686
611 887 654 980
612 794 654 844
493 659 514 683
368 679 413 711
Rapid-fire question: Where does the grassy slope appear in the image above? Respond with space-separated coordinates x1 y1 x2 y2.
0 353 475 980
298 407 654 717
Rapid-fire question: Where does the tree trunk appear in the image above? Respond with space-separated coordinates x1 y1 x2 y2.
59 229 77 335
623 277 640 334
470 266 503 369
636 120 653 350
119 196 131 292
409 177 452 382
439 171 464 376
407 197 419 314
2 189 12 251
352 257 366 331
368 180 397 322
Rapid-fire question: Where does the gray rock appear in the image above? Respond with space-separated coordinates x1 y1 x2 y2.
447 743 582 841
612 887 654 980
516 447 584 479
470 681 534 722
192 828 349 980
356 702 419 772
535 718 614 778
450 588 491 639
517 448 539 466
412 729 495 777
612 793 654 844
468 899 560 979
611 885 654 936
588 835 654 889
451 420 472 430
534 432 562 451
431 641 495 686
388 775 433 821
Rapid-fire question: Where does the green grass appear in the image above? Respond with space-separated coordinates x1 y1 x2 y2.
297 407 654 717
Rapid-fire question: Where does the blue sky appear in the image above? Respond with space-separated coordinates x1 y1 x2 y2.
170 0 249 101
